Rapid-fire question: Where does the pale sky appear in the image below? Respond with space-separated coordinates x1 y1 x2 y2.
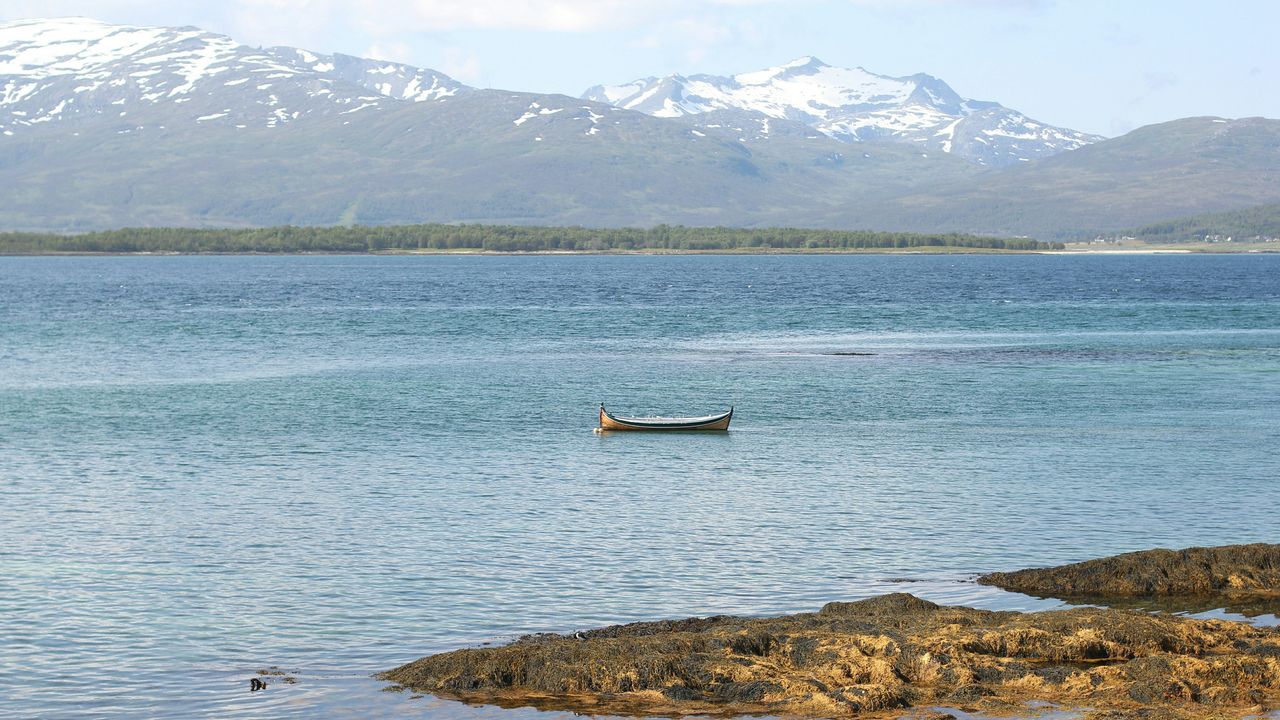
3 0 1277 137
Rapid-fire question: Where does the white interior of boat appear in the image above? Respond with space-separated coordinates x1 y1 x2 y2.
612 412 729 423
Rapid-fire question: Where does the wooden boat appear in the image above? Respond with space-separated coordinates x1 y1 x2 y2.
597 404 733 432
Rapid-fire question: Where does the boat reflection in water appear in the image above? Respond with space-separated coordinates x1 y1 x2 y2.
596 403 733 432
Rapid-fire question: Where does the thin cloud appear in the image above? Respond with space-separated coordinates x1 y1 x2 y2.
227 0 999 35
1144 71 1178 92
841 0 1047 6
4 0 1049 35
365 40 414 64
352 1 682 33
0 0 151 21
635 14 766 66
440 46 482 84
0 0 224 28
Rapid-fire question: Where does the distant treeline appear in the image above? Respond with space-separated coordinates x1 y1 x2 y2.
0 224 1062 254
1119 202 1280 244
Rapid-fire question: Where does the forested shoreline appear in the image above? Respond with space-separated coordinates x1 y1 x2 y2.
1117 202 1280 244
0 224 1063 254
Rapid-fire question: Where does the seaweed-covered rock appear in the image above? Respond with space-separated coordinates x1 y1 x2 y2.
978 543 1280 598
381 593 1280 719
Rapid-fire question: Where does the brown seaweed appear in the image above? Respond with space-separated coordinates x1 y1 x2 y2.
382 593 1280 719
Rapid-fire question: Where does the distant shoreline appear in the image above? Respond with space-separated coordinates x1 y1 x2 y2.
1 246 1275 257
7 223 1275 256
0 224 1060 254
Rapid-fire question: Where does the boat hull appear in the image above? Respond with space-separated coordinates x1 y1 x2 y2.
598 405 733 431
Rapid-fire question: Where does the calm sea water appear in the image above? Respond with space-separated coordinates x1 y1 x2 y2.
1 254 1278 719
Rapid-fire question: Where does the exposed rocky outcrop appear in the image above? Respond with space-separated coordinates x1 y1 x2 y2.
382 593 1280 719
978 544 1280 598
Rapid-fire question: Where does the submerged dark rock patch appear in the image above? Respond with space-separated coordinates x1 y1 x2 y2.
382 592 1280 719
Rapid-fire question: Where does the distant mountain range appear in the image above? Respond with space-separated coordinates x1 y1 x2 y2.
584 57 1101 166
0 17 466 131
2 17 1278 238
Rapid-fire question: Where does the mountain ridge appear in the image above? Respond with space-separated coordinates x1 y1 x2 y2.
583 55 1102 166
0 17 466 135
1 17 1278 238
2 18 1097 166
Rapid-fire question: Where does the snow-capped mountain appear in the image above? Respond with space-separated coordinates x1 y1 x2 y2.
0 17 467 135
11 16 1265 239
1 18 1100 167
583 57 1103 165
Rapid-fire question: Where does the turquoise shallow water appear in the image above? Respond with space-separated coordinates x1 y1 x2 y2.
1 254 1278 719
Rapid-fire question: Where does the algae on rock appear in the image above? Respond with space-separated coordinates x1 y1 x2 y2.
978 543 1280 598
382 593 1280 719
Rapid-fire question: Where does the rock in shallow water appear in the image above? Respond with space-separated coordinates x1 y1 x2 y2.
978 543 1280 598
381 592 1280 719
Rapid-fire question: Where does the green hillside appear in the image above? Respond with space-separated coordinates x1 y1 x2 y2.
0 89 979 232
838 117 1280 240
1117 202 1280 243
2 101 1278 239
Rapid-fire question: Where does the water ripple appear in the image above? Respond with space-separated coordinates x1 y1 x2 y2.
1 254 1278 718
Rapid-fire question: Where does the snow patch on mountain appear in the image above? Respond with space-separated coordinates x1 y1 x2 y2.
0 17 468 135
584 56 1102 165
1 18 1102 166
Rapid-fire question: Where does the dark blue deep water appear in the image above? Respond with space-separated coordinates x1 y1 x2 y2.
1 254 1278 718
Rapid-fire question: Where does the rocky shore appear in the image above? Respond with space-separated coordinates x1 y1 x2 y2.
978 544 1280 599
383 592 1280 719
